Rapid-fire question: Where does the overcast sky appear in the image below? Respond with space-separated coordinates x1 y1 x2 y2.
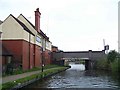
0 0 119 51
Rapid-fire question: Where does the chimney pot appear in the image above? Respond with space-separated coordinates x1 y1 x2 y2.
35 8 41 32
36 8 39 11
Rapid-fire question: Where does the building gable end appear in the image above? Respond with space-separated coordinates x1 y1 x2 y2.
17 14 36 35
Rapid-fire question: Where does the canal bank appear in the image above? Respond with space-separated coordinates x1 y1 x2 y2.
2 66 70 90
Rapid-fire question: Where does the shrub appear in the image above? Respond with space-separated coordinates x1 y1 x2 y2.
111 59 118 72
95 59 111 70
107 50 118 63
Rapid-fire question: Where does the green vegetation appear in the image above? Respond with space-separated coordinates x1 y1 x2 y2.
79 60 85 64
0 84 2 90
2 66 69 90
95 50 120 73
94 58 111 71
43 64 60 69
111 58 120 72
3 64 60 77
107 50 118 63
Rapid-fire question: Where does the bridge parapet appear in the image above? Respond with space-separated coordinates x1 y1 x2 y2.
89 50 106 61
52 50 106 61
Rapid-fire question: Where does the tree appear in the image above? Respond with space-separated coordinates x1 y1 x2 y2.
107 50 118 63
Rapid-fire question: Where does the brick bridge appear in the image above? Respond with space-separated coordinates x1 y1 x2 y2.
52 50 106 70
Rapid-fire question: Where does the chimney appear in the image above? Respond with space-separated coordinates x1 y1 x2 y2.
35 8 41 32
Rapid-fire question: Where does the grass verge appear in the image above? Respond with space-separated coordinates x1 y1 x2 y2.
3 64 60 77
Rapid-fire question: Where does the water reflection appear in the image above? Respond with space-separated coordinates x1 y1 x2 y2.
69 63 85 71
24 63 120 89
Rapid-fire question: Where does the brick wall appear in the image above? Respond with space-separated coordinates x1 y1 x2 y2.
34 45 42 67
2 40 22 63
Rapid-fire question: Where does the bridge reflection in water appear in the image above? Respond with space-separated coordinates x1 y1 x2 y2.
68 62 85 71
64 58 92 70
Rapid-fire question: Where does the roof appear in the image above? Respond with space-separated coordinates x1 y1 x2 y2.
64 50 105 53
52 45 58 48
40 30 49 40
18 14 49 41
19 14 35 29
10 14 35 36
0 43 13 56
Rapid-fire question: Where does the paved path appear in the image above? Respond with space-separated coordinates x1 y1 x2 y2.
2 70 42 84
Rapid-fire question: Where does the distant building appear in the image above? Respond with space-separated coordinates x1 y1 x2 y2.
52 45 58 52
0 8 52 71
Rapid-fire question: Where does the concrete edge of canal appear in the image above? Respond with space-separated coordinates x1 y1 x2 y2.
2 66 70 90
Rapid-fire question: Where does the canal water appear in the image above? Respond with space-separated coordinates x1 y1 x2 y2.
24 62 120 89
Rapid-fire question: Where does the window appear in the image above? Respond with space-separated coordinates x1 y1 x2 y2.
36 36 41 43
46 42 49 48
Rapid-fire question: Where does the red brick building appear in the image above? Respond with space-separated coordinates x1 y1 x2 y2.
0 8 52 71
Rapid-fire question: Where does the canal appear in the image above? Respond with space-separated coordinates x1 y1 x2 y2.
24 62 120 89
